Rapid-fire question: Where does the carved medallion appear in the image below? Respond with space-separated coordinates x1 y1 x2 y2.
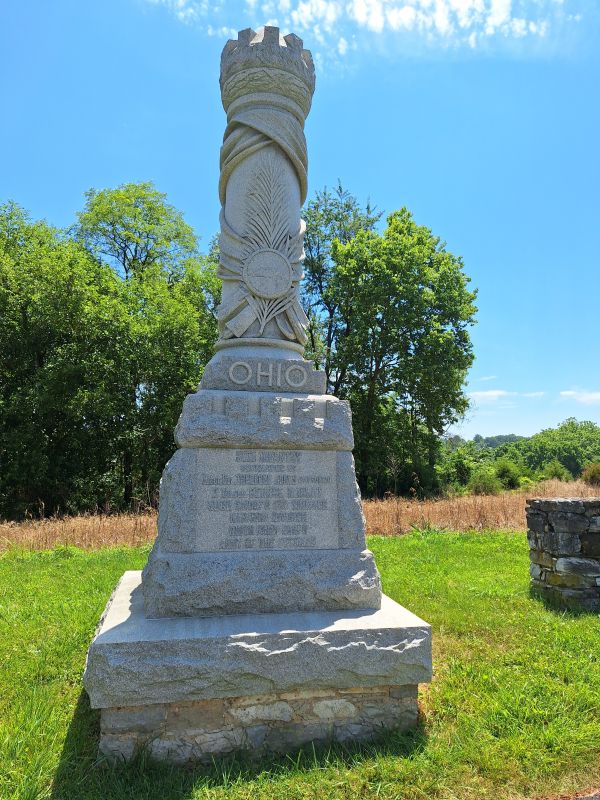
243 248 293 299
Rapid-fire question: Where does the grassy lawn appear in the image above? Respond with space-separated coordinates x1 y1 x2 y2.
1 531 598 800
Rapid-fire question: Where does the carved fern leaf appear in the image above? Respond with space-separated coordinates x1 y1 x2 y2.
245 152 289 253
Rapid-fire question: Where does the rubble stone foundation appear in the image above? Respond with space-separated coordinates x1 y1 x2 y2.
99 685 418 763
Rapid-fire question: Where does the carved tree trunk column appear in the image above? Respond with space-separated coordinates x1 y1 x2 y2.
215 27 315 357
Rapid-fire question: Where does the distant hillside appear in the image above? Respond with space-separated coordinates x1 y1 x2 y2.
472 434 526 449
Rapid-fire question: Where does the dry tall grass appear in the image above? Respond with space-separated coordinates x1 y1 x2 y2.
1 480 598 551
0 511 157 551
363 479 599 536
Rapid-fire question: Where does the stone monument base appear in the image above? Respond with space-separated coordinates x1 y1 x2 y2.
84 572 432 763
99 685 418 763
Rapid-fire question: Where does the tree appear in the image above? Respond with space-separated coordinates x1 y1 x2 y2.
75 183 217 507
329 208 477 495
0 203 128 516
499 418 600 478
75 182 198 281
302 182 381 385
0 190 218 519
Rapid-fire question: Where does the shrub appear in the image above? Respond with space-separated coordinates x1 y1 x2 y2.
518 476 535 490
581 461 600 486
494 458 521 490
541 459 572 482
468 466 503 496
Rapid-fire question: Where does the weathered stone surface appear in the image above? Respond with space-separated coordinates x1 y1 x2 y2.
143 547 381 617
143 442 378 617
97 682 419 764
215 27 314 355
529 563 543 581
175 390 354 450
555 557 600 576
589 516 600 533
550 512 589 534
527 499 600 611
85 24 431 765
200 356 326 394
529 549 554 568
537 529 581 556
153 446 343 553
582 533 600 556
84 572 432 710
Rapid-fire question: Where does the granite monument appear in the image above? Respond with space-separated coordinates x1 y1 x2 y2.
84 26 432 762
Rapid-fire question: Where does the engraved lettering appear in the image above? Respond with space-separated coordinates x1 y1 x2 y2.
257 361 273 386
236 451 257 462
194 448 338 552
290 499 328 510
229 361 252 385
206 500 233 511
228 525 254 536
235 474 271 485
284 364 307 388
230 512 264 523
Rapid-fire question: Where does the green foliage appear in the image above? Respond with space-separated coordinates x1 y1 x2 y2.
499 418 600 478
540 458 573 482
473 433 525 449
468 465 503 495
581 461 600 486
518 475 535 490
436 440 491 489
2 534 599 799
494 458 522 490
302 181 381 384
0 193 217 518
328 207 477 495
75 182 198 281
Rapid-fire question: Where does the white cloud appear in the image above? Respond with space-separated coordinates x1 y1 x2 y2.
469 389 515 401
347 0 385 33
144 0 586 58
523 391 545 398
560 390 600 405
386 6 418 31
476 375 498 382
290 0 342 31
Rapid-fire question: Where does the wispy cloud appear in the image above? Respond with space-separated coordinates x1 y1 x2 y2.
560 389 600 405
142 0 589 60
476 375 498 382
469 389 515 402
523 391 545 398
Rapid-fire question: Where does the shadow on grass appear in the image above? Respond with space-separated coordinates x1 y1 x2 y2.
529 585 599 617
51 690 428 800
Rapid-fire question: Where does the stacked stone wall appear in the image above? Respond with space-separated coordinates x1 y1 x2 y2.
526 498 600 611
99 685 418 763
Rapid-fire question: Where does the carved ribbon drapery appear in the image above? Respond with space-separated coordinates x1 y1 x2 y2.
216 28 315 348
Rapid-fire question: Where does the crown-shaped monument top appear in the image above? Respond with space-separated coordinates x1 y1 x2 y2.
221 26 315 94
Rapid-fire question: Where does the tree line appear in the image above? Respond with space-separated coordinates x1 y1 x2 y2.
439 418 600 495
0 182 477 519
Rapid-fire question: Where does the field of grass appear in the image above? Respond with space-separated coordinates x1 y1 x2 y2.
1 479 597 551
1 531 599 800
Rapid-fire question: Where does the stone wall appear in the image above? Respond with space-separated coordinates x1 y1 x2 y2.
526 498 600 611
99 685 418 763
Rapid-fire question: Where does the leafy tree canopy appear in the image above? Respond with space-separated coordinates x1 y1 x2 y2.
75 182 198 281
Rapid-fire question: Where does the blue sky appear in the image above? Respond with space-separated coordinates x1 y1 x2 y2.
1 0 599 438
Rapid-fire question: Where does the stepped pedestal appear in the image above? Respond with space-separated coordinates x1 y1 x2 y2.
83 25 432 763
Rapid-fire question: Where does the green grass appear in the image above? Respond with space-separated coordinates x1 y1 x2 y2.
0 531 598 800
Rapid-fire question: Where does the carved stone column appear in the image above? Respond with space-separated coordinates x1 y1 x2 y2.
215 27 315 357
